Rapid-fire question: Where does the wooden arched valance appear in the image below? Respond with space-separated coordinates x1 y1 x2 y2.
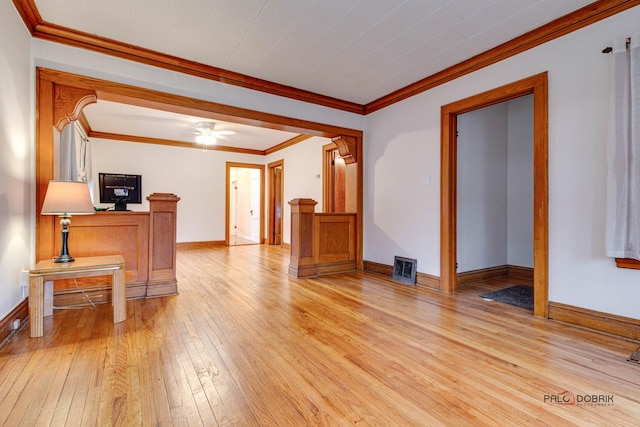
53 85 97 131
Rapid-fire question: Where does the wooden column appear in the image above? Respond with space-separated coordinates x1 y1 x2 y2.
288 198 317 278
147 193 180 297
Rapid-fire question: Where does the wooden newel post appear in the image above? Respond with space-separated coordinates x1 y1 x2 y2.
147 193 180 297
288 198 317 278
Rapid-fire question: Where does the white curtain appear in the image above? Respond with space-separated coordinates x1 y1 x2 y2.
606 33 640 260
59 122 78 181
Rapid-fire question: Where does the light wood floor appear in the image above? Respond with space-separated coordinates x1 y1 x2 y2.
1 246 639 426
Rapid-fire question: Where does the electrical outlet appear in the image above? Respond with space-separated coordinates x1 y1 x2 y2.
11 319 20 330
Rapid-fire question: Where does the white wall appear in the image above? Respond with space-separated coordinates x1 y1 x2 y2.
507 96 534 268
92 138 263 243
365 6 640 319
457 96 534 273
0 3 33 318
92 135 327 244
457 103 509 272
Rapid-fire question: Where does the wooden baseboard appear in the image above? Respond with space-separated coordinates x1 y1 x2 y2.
549 302 640 341
508 265 534 280
457 265 509 285
457 264 534 285
363 260 440 290
177 240 225 250
0 299 29 348
615 258 640 270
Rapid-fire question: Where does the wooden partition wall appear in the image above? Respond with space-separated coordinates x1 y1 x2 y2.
288 198 357 278
51 194 180 306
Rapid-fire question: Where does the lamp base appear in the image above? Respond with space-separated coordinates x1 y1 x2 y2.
54 254 75 263
56 217 74 263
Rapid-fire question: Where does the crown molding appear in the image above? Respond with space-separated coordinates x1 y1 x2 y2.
88 131 266 155
12 1 364 115
13 0 640 115
264 134 313 155
365 0 640 113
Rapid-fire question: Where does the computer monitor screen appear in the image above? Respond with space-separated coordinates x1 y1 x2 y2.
98 173 142 210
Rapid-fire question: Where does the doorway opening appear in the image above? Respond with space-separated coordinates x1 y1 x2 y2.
267 160 284 246
226 162 265 246
440 73 548 318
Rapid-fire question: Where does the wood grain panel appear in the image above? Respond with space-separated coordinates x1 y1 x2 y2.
147 194 179 295
54 212 149 286
314 214 356 264
151 212 174 270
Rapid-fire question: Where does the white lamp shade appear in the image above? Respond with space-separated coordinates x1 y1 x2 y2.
41 181 95 215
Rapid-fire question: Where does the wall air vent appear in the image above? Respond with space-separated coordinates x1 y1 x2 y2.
392 256 417 285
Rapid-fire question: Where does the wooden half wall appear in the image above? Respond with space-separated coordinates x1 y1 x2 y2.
50 193 180 306
288 198 357 278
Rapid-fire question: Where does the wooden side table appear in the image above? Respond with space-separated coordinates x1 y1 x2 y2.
29 255 126 338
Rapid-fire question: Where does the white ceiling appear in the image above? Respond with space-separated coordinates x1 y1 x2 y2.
33 0 595 149
82 101 301 151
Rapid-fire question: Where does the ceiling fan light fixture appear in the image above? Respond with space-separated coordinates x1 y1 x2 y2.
196 134 217 145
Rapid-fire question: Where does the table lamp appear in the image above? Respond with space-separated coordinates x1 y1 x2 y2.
41 180 95 263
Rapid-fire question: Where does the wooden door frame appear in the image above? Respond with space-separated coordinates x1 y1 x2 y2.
226 162 265 246
440 72 549 318
322 142 337 212
267 160 284 245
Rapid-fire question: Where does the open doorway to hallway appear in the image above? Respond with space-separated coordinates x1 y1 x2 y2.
227 163 265 246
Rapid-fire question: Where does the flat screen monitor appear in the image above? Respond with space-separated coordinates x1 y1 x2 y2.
99 173 142 211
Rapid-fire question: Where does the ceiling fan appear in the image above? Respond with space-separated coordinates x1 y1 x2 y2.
191 121 236 148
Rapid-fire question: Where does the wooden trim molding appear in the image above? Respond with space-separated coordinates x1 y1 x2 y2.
456 265 534 285
176 241 226 250
12 0 363 114
264 135 312 155
549 301 640 341
38 68 362 139
53 85 97 131
90 130 311 156
0 299 29 348
457 266 510 286
14 0 639 115
440 72 549 319
615 258 640 269
89 130 264 155
267 160 285 246
364 260 440 290
331 135 357 164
